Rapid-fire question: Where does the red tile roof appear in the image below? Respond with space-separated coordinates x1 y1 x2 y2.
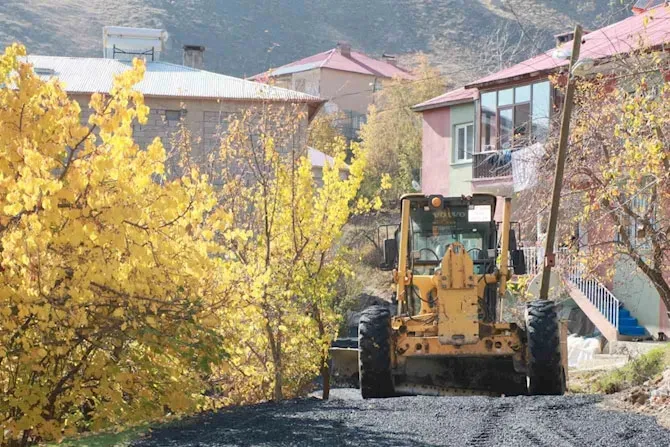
412 87 477 111
467 5 670 88
252 48 414 80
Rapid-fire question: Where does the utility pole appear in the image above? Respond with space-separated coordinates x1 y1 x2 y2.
539 24 583 300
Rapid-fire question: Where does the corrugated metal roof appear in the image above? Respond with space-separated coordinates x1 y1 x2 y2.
467 5 670 88
24 56 323 103
412 87 477 111
252 48 414 80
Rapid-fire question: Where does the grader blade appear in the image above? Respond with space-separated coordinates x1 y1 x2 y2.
393 356 528 396
329 338 359 387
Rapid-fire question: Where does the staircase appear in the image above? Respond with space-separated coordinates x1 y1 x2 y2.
562 253 647 341
521 246 647 342
618 308 646 337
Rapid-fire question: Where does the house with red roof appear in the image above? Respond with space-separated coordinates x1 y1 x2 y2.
415 0 670 199
413 1 670 344
252 42 413 140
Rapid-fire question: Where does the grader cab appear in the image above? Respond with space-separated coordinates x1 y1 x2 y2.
357 193 567 398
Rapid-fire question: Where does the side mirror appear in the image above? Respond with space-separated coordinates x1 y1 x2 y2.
511 249 527 275
380 238 397 271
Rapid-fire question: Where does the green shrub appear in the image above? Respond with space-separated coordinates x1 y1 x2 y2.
594 346 670 394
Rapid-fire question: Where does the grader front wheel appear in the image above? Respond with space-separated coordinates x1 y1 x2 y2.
358 305 395 399
526 300 566 395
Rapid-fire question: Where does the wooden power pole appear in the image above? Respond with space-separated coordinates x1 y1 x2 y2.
539 24 583 300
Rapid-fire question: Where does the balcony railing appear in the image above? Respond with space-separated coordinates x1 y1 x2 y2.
472 149 515 179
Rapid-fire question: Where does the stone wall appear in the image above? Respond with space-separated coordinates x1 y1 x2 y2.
70 94 310 182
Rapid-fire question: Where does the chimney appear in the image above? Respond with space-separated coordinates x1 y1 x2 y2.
183 45 205 69
382 53 397 66
554 29 590 46
337 42 352 57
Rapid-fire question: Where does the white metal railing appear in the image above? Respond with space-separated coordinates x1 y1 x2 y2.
520 246 540 277
557 251 620 330
519 246 620 329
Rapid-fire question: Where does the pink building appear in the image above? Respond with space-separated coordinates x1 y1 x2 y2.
252 43 413 140
413 1 670 341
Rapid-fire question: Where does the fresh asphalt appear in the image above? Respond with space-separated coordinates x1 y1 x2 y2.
132 389 670 446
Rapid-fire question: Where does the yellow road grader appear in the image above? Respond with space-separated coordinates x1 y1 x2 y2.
334 193 567 398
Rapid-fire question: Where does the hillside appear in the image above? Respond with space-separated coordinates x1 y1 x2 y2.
0 0 634 85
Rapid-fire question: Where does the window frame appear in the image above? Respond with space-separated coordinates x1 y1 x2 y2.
478 80 551 151
453 122 474 164
164 109 184 122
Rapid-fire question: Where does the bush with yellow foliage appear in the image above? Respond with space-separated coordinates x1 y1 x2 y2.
0 44 367 445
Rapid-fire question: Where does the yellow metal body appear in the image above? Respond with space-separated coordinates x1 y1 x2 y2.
390 196 527 392
435 243 478 345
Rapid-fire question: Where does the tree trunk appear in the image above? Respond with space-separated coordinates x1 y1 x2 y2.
321 359 331 400
272 364 283 402
312 305 331 400
265 322 283 401
644 267 670 317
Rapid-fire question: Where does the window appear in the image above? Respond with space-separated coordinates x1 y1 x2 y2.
165 110 183 122
531 82 551 142
305 80 320 96
481 92 497 151
294 79 306 92
617 182 657 249
479 80 551 151
454 123 474 162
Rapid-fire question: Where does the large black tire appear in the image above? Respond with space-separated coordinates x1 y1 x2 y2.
358 305 394 398
526 300 566 395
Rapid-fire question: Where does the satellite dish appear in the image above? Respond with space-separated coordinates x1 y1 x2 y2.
552 47 572 60
571 58 595 77
411 180 421 191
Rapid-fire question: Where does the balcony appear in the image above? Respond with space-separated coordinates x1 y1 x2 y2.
472 149 515 179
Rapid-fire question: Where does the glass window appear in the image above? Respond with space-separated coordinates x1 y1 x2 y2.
480 92 497 151
498 108 513 149
481 92 497 112
466 123 474 157
454 123 474 162
498 88 514 106
514 103 531 144
532 81 551 142
479 80 552 150
409 202 493 277
515 85 531 103
165 110 182 122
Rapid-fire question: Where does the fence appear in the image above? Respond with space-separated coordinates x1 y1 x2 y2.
473 150 514 179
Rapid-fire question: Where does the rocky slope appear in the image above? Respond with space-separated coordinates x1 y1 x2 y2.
0 0 635 83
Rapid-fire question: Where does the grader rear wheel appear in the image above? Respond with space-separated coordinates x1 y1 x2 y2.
526 300 566 395
358 305 394 398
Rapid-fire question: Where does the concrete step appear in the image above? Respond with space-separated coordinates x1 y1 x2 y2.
619 316 638 326
619 325 646 336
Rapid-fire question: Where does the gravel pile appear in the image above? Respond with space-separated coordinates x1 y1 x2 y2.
132 389 670 446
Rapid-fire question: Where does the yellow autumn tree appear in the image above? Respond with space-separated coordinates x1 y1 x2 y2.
359 54 445 205
1 42 371 446
203 103 368 402
307 111 346 157
0 45 230 446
